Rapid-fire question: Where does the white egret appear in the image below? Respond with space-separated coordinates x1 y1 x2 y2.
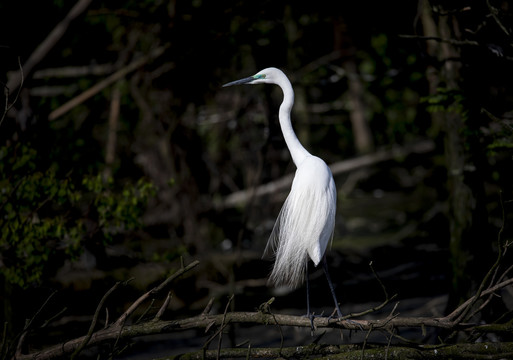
223 67 343 321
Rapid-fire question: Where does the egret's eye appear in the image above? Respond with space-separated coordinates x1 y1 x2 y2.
253 74 266 79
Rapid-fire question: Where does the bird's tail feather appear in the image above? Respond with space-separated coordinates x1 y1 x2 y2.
264 196 309 289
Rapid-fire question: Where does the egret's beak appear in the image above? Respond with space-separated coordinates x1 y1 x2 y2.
222 76 255 87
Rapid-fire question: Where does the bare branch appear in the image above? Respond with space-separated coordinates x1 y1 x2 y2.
486 0 511 37
71 281 122 359
31 63 117 79
0 57 23 128
446 195 510 326
48 45 167 121
113 259 199 327
221 141 435 208
217 295 234 360
154 293 172 321
202 298 215 316
399 34 479 47
445 277 513 321
103 85 121 181
15 291 56 357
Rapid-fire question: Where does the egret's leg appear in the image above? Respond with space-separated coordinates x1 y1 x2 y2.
322 256 343 318
305 260 315 331
306 260 311 315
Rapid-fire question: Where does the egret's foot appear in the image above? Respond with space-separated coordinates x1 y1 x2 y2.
328 307 343 320
303 312 324 333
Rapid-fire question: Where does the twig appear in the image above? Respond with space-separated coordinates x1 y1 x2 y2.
135 299 155 324
202 298 215 316
344 294 398 320
152 259 200 295
399 34 479 47
370 261 389 301
30 63 117 79
450 192 508 325
71 281 122 359
258 298 284 352
385 327 395 360
217 295 234 360
42 307 68 328
245 343 251 360
465 195 512 325
294 50 345 79
48 45 167 121
486 0 510 37
0 57 23 128
481 108 513 132
104 308 109 329
154 293 172 321
360 323 374 360
114 260 199 327
103 84 121 181
15 291 57 357
202 310 232 360
445 277 513 322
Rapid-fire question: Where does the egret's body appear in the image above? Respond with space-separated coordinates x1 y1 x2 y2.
223 67 342 318
265 155 336 288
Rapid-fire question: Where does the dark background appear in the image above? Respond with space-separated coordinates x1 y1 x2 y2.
1 0 513 357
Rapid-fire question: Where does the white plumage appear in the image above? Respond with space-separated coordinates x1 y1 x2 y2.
223 67 342 318
264 156 336 288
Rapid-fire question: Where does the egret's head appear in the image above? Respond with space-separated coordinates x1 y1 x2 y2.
222 67 285 87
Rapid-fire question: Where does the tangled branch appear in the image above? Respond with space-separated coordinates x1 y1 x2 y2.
13 256 513 360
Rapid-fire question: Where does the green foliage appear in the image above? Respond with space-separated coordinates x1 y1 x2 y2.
81 174 157 241
0 144 156 288
421 88 466 115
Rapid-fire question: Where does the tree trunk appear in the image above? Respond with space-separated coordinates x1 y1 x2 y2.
333 18 374 154
420 1 491 309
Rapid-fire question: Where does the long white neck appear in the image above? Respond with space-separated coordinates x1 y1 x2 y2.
276 77 310 167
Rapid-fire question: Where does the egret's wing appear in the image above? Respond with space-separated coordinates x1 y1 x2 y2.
263 156 337 289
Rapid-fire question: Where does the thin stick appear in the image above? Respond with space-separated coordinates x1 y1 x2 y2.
217 295 234 360
114 260 199 327
48 46 167 121
15 291 57 357
450 192 507 325
370 261 389 301
71 282 121 359
446 277 513 321
154 293 172 321
0 57 23 127
202 298 215 316
135 299 155 324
